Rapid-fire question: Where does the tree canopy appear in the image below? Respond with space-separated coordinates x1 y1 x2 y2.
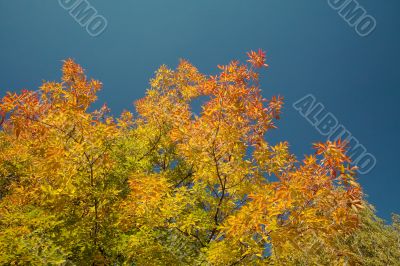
0 51 398 265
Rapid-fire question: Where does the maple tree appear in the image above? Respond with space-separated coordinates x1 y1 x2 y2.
0 51 398 265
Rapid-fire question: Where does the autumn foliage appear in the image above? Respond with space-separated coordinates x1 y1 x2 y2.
0 51 399 265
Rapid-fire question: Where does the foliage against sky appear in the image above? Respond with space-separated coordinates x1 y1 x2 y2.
0 51 398 265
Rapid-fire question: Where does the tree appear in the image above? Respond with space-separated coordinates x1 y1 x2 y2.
0 60 127 264
0 51 396 265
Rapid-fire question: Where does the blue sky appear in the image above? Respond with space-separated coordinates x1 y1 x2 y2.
0 0 399 220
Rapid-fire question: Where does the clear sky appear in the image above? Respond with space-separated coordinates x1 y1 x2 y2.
0 0 399 220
